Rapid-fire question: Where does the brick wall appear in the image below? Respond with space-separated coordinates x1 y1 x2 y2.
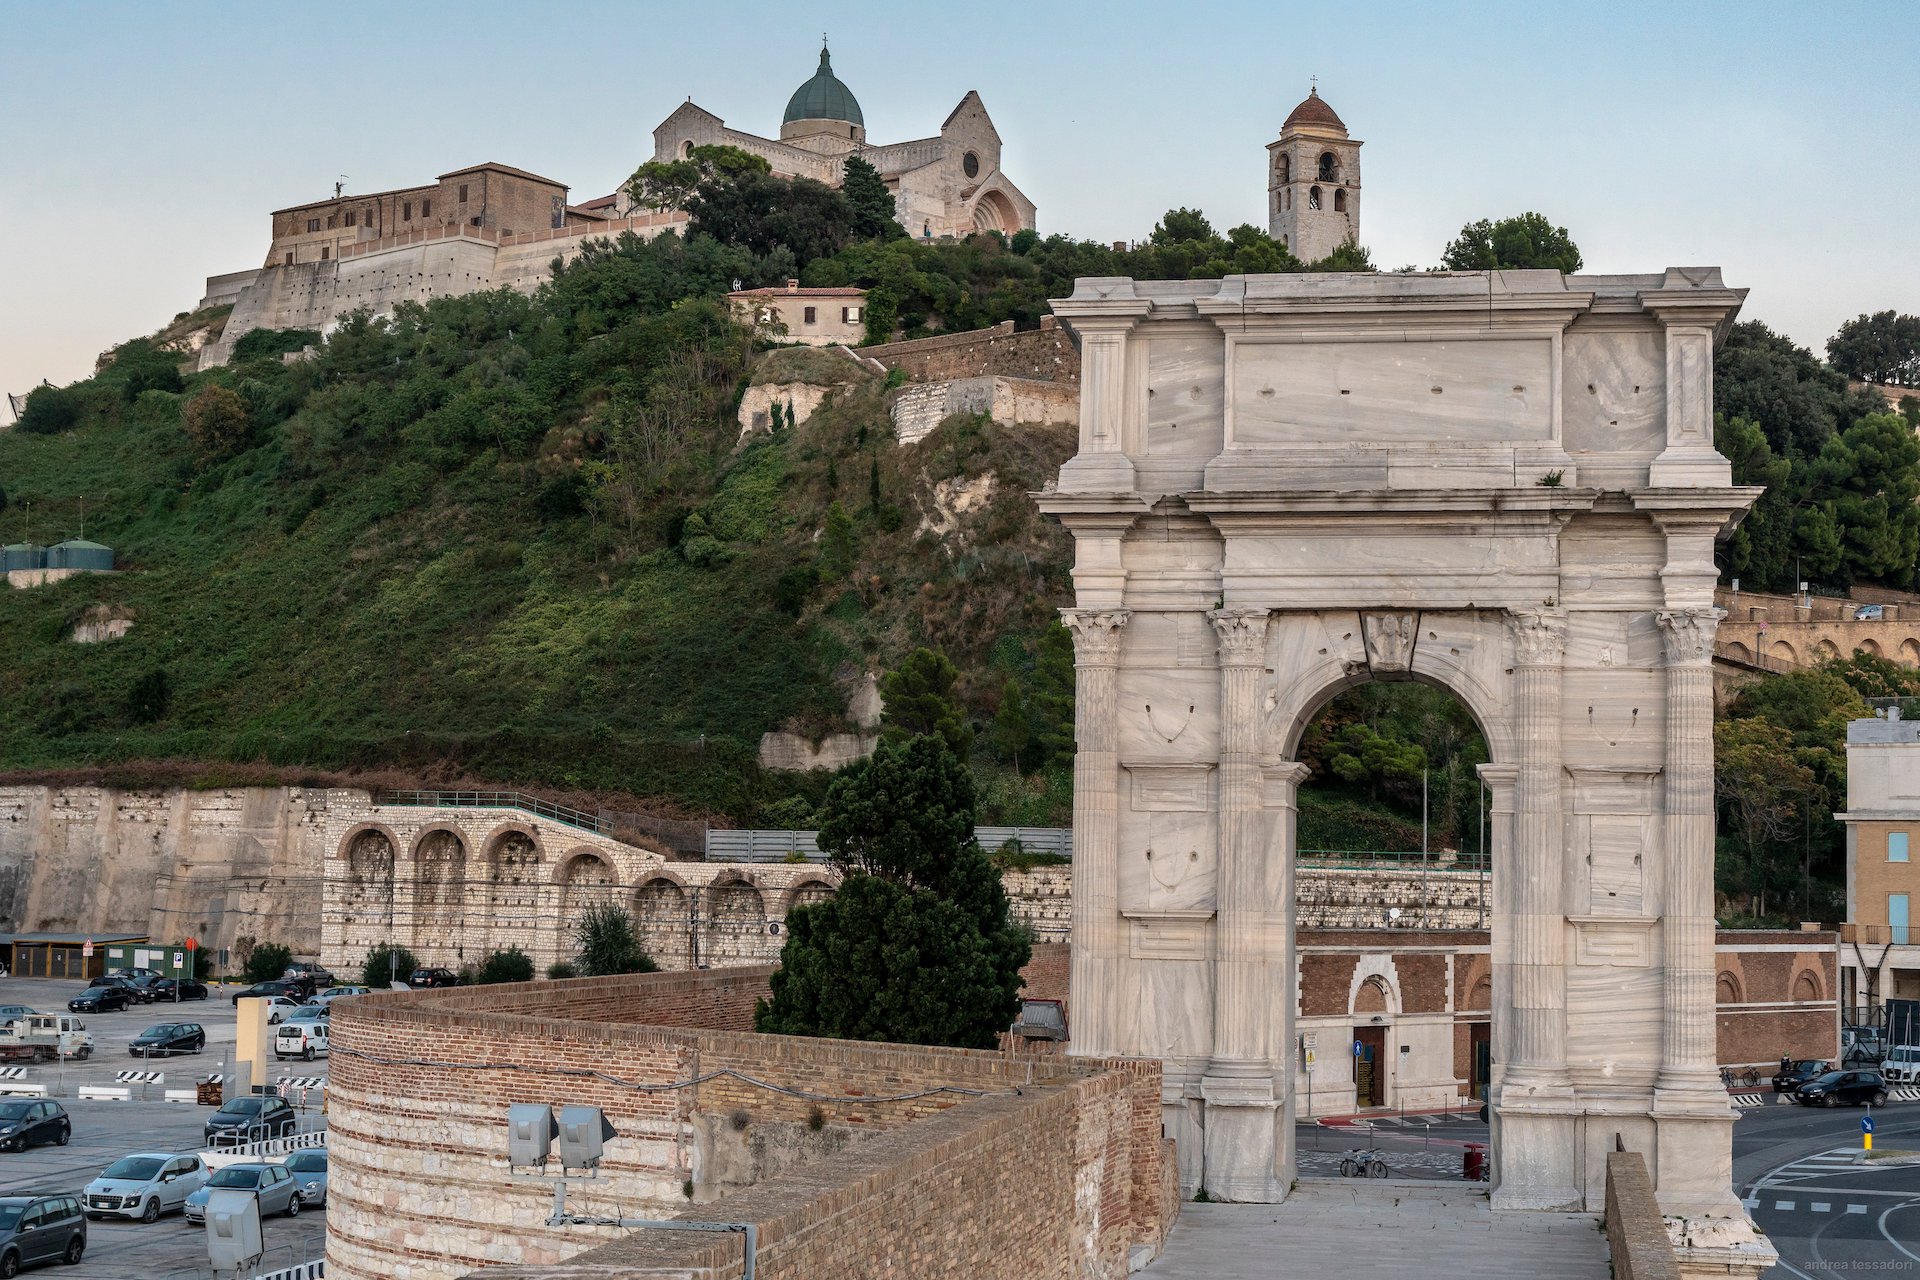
1020 941 1071 1006
328 968 1172 1280
865 319 1081 384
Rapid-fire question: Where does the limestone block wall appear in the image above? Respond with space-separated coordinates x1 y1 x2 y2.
0 785 329 961
891 374 1080 444
864 318 1080 383
1003 865 1074 941
327 969 1171 1280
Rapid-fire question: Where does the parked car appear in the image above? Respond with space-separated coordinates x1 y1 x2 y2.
182 1163 302 1225
230 980 303 1006
1856 604 1886 621
1881 1045 1920 1084
67 988 130 1015
279 1005 328 1026
128 1024 205 1058
1771 1059 1829 1093
0 1101 69 1152
0 1194 85 1272
310 986 368 1006
260 998 305 1026
203 1095 297 1146
146 979 208 1002
1844 1027 1888 1066
83 1152 209 1223
407 968 459 989
281 1149 327 1207
281 963 334 996
0 1009 36 1030
84 975 148 1004
1793 1069 1890 1107
274 1020 328 1062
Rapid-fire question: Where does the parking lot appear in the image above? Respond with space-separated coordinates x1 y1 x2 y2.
0 977 328 1277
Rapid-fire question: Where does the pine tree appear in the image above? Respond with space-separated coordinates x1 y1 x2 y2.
841 154 902 242
1030 620 1076 766
880 648 972 756
868 457 882 514
990 677 1030 771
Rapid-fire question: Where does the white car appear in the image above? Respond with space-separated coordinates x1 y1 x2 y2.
261 997 305 1025
309 986 369 1006
1882 1044 1920 1084
83 1152 210 1222
274 1021 329 1062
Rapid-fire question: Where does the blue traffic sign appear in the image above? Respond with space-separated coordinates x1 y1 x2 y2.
1863 1116 1875 1133
1353 1041 1364 1058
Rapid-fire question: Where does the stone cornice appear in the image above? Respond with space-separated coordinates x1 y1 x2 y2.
1186 487 1600 517
1631 487 1765 539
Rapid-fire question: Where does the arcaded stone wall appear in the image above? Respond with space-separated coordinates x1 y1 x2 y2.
0 785 331 962
1715 586 1920 670
325 968 1171 1280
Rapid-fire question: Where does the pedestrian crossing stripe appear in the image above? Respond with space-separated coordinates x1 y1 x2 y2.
278 1076 325 1090
0 1069 26 1081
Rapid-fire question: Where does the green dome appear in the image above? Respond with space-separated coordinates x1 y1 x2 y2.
782 46 863 127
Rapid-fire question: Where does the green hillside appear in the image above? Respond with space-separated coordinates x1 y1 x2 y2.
0 245 1075 821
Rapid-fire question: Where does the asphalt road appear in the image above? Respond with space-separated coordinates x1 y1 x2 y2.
1737 1094 1920 1278
0 976 328 1278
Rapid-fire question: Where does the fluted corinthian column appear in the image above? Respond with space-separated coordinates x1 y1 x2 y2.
1207 607 1271 1072
1505 610 1571 1092
1656 607 1725 1096
1063 608 1129 1058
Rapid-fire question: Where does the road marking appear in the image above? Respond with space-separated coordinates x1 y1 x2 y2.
1810 1202 1830 1213
1742 1196 1758 1209
1775 1200 1796 1211
1849 1204 1868 1214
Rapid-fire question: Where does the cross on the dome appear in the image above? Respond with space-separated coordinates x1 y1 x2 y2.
1310 75 1318 93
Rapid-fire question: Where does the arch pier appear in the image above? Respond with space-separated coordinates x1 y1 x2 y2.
1040 268 1773 1271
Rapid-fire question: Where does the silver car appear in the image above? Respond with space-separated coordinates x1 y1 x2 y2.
84 1152 210 1222
281 1149 327 1206
183 1163 301 1224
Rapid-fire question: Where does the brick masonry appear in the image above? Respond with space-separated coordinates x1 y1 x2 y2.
326 968 1173 1280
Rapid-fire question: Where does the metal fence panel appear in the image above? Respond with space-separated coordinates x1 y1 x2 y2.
702 827 1073 862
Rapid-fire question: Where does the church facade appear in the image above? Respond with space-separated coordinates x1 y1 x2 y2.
648 45 1036 240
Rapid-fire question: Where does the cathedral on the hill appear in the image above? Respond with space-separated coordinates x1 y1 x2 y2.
646 43 1036 240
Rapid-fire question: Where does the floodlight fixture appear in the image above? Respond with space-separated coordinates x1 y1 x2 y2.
205 1188 264 1273
557 1104 618 1172
508 1102 558 1169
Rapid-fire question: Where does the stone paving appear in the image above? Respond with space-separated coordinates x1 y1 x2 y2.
1141 1181 1609 1279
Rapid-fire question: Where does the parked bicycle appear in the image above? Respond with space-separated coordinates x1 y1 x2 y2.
1339 1151 1390 1178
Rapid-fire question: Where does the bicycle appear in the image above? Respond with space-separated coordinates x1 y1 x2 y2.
1339 1151 1390 1178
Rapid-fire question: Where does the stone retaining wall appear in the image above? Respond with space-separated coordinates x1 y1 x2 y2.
863 318 1079 384
325 968 1172 1280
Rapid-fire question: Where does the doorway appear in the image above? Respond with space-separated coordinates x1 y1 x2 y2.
1354 1025 1388 1108
1469 1022 1491 1100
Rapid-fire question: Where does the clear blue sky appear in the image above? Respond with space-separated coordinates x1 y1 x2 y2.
2 0 1914 400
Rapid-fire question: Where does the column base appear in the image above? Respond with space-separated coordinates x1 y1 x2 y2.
1200 1071 1289 1203
1649 446 1733 488
1492 1085 1583 1211
1652 1090 1742 1219
1668 1213 1780 1280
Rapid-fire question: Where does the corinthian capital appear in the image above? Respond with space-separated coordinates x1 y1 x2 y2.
1508 610 1568 667
1655 606 1725 666
1209 607 1271 666
1061 608 1131 665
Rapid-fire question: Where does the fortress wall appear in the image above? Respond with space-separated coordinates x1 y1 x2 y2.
0 785 330 962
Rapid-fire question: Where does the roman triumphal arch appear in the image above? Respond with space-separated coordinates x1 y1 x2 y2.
1039 269 1765 1237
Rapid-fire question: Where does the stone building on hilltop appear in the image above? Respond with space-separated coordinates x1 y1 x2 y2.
1267 86 1362 261
647 42 1037 239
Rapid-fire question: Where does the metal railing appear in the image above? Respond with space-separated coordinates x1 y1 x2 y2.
373 790 611 837
205 1125 327 1159
1299 848 1490 872
703 826 1074 863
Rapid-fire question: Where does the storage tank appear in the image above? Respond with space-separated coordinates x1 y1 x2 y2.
0 543 46 572
45 540 114 572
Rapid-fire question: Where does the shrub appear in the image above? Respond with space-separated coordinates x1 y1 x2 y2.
232 327 321 363
15 385 80 435
361 943 420 989
547 961 578 980
476 946 535 985
244 942 293 984
573 902 658 977
181 385 252 463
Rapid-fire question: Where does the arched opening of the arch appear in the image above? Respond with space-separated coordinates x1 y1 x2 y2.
412 830 467 960
1288 677 1499 1178
558 852 617 958
484 829 543 956
633 878 690 970
338 828 395 965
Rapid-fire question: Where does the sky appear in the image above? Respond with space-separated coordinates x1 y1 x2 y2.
2 0 1916 403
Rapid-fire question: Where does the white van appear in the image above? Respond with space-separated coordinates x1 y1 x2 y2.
273 1020 329 1062
1881 1044 1920 1084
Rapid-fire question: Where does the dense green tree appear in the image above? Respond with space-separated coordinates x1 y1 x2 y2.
181 385 252 464
1715 321 1882 463
840 154 902 242
1029 620 1076 765
818 500 856 582
1827 310 1920 387
990 677 1030 771
1715 414 1795 590
362 944 420 989
1151 207 1217 246
475 946 536 984
1325 722 1427 798
573 902 657 976
1714 718 1817 919
756 735 1029 1047
244 942 293 984
107 340 184 400
625 144 771 212
15 385 78 435
1439 213 1583 273
879 647 972 755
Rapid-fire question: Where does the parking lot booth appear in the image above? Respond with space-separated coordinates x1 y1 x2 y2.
8 933 148 980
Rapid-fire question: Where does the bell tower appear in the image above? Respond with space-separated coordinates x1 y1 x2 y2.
1266 85 1362 262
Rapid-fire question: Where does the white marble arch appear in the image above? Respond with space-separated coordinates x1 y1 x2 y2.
1041 268 1774 1274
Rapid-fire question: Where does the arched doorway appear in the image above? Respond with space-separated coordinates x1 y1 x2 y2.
411 829 467 954
557 852 617 958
